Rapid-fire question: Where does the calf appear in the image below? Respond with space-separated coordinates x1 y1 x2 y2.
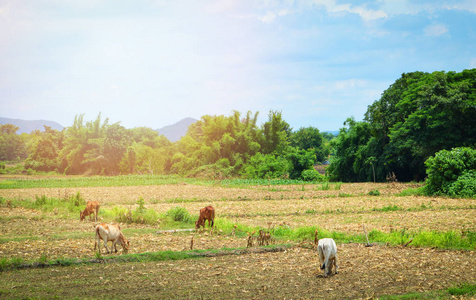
317 238 338 277
80 201 100 222
195 206 215 229
94 223 130 254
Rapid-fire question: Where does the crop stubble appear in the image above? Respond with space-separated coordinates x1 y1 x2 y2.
1 182 476 298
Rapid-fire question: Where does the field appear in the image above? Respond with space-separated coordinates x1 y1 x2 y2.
1 176 476 299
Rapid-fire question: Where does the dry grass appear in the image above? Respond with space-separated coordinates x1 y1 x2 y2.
1 181 476 299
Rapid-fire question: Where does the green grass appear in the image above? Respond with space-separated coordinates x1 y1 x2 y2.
0 244 289 271
0 175 202 189
381 282 476 299
372 204 402 212
0 175 329 190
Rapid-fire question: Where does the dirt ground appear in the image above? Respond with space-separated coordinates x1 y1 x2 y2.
1 182 476 299
1 243 476 299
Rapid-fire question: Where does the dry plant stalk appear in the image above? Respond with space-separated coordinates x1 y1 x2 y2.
362 225 373 247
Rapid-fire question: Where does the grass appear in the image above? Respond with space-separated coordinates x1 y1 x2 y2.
0 175 326 190
381 282 476 299
0 244 290 272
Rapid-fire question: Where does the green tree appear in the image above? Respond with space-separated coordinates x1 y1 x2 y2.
0 124 27 161
59 114 108 174
327 118 372 182
260 110 291 155
102 123 132 174
289 127 330 163
24 126 64 172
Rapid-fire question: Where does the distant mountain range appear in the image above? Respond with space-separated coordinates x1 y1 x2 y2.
156 117 197 142
0 117 64 134
1 116 337 141
0 116 197 142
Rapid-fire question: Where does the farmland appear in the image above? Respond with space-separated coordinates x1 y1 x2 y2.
0 176 475 299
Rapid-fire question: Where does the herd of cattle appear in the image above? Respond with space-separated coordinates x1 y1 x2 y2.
80 200 338 277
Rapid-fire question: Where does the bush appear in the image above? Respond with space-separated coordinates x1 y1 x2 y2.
447 170 476 198
368 189 381 196
425 147 476 196
243 153 291 179
165 206 194 223
301 169 325 182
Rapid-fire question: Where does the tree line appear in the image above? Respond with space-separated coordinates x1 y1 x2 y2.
328 69 476 183
1 69 475 186
0 111 332 180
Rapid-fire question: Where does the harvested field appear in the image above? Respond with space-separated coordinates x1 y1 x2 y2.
1 180 476 299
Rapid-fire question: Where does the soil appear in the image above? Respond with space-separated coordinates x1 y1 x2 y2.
1 182 476 299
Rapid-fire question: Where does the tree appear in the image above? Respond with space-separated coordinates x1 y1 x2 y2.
0 124 27 161
289 127 330 163
24 126 64 172
330 69 476 182
327 118 372 182
59 114 108 174
102 123 132 175
261 110 291 155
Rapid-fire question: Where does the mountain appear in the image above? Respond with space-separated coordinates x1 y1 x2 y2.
0 117 64 134
156 117 197 142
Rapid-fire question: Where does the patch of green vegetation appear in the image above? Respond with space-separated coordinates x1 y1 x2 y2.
368 228 476 250
0 244 290 271
372 204 402 212
396 186 426 196
0 175 202 190
368 189 381 196
220 178 315 187
381 282 476 299
0 193 84 219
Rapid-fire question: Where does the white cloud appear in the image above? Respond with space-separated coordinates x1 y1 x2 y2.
258 9 292 23
310 0 387 21
424 24 448 36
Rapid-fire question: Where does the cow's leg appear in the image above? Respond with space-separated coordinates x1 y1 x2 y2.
334 256 338 274
103 239 110 253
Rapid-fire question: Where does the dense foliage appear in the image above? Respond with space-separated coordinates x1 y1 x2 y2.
425 147 476 197
328 69 476 182
3 68 475 186
0 111 331 180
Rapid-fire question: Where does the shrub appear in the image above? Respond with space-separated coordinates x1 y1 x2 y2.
447 170 476 198
368 189 381 196
425 147 476 196
301 169 325 182
165 206 194 223
243 153 291 179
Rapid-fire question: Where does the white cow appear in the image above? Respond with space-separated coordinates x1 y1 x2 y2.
317 238 338 277
94 223 130 254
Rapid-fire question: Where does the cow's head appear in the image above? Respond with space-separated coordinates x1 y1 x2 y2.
195 220 204 229
119 234 130 254
80 211 85 221
122 240 130 254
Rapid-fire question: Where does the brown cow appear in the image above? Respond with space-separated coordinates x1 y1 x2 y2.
80 201 100 222
94 223 130 254
195 205 215 229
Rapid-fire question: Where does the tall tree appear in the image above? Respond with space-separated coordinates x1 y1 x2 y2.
0 124 27 161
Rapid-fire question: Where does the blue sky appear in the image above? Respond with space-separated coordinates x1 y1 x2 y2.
1 0 475 132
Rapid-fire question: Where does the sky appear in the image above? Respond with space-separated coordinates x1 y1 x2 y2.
1 0 476 132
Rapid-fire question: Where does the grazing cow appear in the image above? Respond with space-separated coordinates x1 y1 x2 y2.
317 238 338 277
80 201 100 222
195 206 215 229
94 223 130 254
